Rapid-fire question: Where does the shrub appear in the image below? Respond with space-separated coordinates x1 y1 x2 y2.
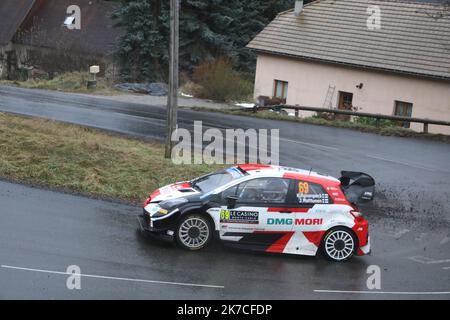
180 80 203 97
17 67 30 81
354 116 397 127
192 58 253 101
314 111 335 121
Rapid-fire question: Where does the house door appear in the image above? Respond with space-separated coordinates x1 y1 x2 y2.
394 101 413 128
337 91 353 121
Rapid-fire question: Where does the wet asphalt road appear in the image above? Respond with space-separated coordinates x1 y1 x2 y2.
0 85 449 299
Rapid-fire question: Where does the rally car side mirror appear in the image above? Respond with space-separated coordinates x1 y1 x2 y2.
226 196 239 209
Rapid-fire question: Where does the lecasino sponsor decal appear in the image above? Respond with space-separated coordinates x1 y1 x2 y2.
220 209 259 224
267 218 323 225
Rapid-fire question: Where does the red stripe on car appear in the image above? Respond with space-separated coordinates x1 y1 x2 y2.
282 172 340 187
150 189 161 198
265 232 295 253
303 231 326 247
239 164 272 172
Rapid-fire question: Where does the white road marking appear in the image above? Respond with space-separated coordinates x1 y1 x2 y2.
415 233 427 241
280 138 339 151
315 289 450 295
366 154 439 172
1 265 224 289
409 256 450 264
393 229 410 239
443 267 450 270
427 259 450 264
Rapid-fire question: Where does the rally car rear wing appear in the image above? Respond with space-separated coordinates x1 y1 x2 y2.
339 171 375 204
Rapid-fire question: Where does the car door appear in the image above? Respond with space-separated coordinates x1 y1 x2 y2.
286 179 333 255
218 177 294 252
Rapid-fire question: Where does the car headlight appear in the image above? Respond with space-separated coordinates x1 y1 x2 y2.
157 208 169 215
160 198 188 209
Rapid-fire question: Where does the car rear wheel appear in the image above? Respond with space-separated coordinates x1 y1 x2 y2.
175 214 212 251
322 227 356 262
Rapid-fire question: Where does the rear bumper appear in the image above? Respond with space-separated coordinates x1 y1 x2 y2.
357 236 371 256
353 216 370 256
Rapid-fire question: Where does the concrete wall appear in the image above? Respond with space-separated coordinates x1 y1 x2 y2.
254 54 450 135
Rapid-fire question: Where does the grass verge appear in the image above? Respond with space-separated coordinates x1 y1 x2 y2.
0 112 223 204
190 107 450 143
0 72 119 95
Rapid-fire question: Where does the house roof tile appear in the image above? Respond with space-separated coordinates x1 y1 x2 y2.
247 0 450 80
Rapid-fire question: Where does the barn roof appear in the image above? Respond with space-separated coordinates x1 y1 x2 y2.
13 0 121 56
0 0 36 46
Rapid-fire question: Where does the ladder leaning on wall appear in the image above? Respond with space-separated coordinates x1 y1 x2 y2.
322 85 336 109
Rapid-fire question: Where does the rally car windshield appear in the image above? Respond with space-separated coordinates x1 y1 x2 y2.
191 167 244 193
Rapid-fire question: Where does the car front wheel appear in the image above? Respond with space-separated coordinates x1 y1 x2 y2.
175 214 212 251
322 227 356 262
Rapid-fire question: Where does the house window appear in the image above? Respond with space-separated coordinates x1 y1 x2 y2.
338 91 353 110
394 101 413 128
273 80 288 103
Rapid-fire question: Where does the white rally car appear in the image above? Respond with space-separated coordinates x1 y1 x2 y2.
137 164 374 262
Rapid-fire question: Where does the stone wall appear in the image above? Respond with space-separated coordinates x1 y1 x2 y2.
0 43 118 81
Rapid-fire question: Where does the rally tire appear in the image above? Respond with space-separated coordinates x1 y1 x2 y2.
175 214 212 251
321 227 356 262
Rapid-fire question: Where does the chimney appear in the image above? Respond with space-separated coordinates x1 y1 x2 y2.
294 0 304 16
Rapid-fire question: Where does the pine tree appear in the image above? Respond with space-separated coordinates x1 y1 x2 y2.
113 0 297 82
113 0 168 82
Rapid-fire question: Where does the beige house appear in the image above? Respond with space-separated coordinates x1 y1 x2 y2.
247 0 450 134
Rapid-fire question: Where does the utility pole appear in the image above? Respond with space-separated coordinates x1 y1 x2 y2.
165 0 179 158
